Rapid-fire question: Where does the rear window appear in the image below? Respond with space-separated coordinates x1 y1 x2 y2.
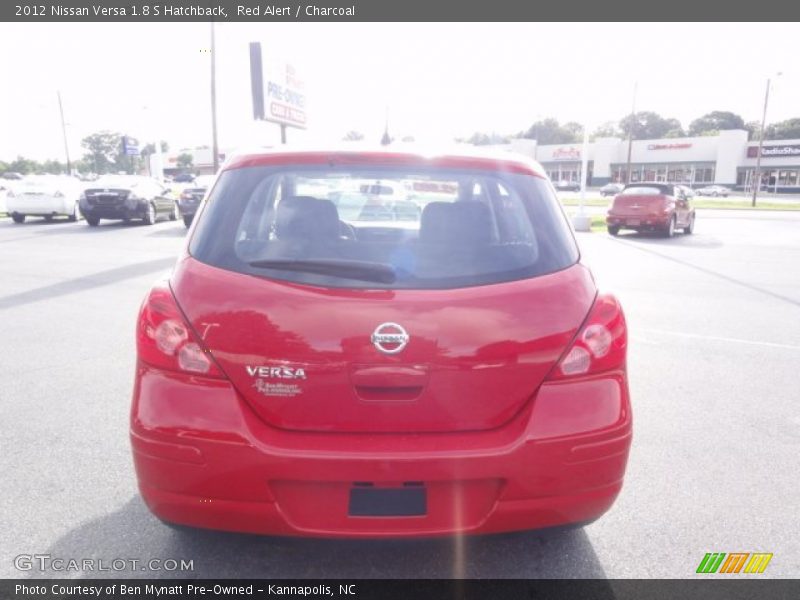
621 184 672 196
189 165 579 290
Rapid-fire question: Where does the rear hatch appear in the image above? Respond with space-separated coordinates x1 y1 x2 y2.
610 184 671 216
172 259 596 433
174 156 594 433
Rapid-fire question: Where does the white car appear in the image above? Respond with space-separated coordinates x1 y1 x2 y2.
7 176 84 223
0 181 12 214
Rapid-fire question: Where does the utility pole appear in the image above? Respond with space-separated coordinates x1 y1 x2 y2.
56 91 71 175
751 76 774 207
625 81 637 184
210 21 220 172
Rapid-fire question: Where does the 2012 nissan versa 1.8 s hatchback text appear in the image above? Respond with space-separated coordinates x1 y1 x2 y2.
131 147 632 538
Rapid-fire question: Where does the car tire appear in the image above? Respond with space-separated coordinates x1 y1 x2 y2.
183 215 193 228
86 216 100 226
11 213 25 224
169 202 179 221
665 215 676 238
608 225 620 236
711 191 718 197
143 202 156 225
68 202 80 222
684 213 695 235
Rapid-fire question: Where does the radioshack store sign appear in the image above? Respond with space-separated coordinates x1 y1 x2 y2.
747 144 800 158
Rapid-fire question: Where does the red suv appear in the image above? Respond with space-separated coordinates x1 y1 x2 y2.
131 148 632 537
606 183 695 237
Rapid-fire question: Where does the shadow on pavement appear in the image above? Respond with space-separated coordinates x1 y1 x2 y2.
0 257 175 310
29 496 609 579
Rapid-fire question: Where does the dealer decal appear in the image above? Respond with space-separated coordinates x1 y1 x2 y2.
247 365 306 398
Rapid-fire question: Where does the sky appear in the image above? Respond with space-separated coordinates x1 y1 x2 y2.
0 22 798 162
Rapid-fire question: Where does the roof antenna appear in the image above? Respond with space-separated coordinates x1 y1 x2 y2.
380 106 392 146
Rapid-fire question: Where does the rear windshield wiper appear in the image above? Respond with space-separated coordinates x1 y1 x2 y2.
248 258 397 284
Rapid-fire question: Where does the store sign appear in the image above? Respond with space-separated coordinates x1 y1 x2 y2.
647 143 692 150
747 144 800 158
551 147 581 160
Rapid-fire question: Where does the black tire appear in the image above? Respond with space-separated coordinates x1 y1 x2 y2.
143 202 156 225
86 216 100 227
11 213 25 224
711 191 718 197
664 215 676 238
684 213 695 235
607 225 620 236
169 202 179 221
183 214 193 228
68 202 80 222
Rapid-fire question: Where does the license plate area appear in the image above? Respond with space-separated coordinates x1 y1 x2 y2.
348 484 427 517
628 219 640 226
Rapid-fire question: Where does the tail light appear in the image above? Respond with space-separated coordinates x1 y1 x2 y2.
136 282 225 378
180 192 192 200
548 293 627 380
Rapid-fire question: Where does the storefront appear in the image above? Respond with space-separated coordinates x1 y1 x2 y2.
499 130 800 192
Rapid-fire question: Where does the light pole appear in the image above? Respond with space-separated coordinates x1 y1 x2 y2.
625 81 638 184
572 121 592 232
56 91 71 175
751 73 781 207
210 21 220 171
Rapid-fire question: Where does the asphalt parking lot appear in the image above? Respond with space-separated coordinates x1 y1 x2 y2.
0 209 798 579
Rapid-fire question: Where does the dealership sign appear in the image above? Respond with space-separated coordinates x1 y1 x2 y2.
122 136 140 156
249 42 307 130
747 144 800 158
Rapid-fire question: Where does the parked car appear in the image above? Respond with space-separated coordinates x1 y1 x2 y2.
599 183 625 197
2 171 24 180
6 176 83 223
172 172 196 183
0 181 13 214
606 182 695 237
131 147 632 537
696 185 730 197
177 174 215 228
80 175 178 226
553 179 581 192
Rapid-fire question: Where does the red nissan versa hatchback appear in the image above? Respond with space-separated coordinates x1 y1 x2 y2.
130 147 632 537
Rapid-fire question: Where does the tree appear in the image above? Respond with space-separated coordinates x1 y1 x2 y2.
465 132 510 145
519 118 580 144
591 121 621 139
688 111 746 136
82 131 121 174
343 131 364 141
764 118 800 140
745 120 762 141
40 159 66 174
8 156 38 174
619 111 684 140
176 153 194 169
562 121 585 141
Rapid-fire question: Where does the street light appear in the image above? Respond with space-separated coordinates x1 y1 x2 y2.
751 72 782 207
572 121 592 232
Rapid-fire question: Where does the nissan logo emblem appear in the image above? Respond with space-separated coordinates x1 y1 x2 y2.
371 322 409 355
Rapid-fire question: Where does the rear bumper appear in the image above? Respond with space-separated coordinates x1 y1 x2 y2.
607 213 670 230
131 364 632 538
177 201 200 218
80 201 148 220
7 198 72 215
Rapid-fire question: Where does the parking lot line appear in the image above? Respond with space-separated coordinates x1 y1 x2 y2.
639 328 800 351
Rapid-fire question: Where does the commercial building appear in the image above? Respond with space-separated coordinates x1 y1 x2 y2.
501 130 800 193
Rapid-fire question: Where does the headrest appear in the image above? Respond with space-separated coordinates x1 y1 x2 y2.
275 196 340 241
419 201 492 245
